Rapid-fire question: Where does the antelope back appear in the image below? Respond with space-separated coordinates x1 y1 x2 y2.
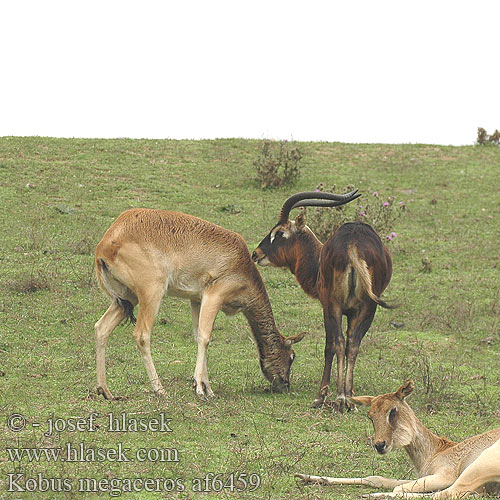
97 209 258 285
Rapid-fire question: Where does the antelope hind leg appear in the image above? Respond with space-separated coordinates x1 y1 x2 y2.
95 303 127 400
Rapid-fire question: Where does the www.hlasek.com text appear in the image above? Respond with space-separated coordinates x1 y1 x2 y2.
6 442 179 463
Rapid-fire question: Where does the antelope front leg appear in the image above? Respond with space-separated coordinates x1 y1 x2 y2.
133 288 166 397
364 493 433 499
193 293 222 399
296 474 413 489
190 300 201 341
365 475 455 498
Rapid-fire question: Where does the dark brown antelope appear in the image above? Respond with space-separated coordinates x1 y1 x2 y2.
296 380 500 498
252 190 394 410
94 208 307 400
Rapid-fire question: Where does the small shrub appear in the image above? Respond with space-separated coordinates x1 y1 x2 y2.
78 262 98 290
9 269 54 293
220 204 242 214
303 184 407 242
254 140 302 189
421 257 432 273
357 192 405 237
477 127 488 145
477 127 500 146
490 129 500 145
302 184 353 241
71 234 97 255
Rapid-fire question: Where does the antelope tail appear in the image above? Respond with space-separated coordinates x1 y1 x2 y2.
347 246 396 309
95 259 137 324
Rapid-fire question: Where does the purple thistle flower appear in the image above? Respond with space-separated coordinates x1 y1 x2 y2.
383 201 390 207
372 191 378 197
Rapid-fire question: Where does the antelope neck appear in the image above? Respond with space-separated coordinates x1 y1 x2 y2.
243 283 284 355
404 415 453 476
289 234 323 299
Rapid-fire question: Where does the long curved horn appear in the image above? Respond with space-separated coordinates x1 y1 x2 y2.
279 190 361 223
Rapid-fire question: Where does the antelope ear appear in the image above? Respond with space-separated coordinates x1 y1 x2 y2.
295 212 306 230
350 395 374 406
286 332 307 345
395 379 415 400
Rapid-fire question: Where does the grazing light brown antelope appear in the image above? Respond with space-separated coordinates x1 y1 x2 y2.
252 190 394 410
94 208 308 400
296 380 500 497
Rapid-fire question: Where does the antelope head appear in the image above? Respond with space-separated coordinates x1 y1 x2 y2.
351 379 417 455
261 331 307 392
252 190 361 267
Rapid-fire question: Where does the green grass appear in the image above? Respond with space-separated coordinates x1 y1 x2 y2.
0 137 499 499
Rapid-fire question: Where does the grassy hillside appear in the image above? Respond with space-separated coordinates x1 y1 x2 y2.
0 137 499 499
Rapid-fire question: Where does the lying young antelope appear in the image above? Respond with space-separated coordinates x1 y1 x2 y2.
296 380 500 497
94 209 308 400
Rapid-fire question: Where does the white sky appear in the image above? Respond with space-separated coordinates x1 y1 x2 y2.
1 1 499 145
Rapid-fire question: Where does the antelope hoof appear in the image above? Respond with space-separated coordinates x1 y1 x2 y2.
344 397 356 412
312 386 329 408
154 388 167 398
202 382 215 398
97 386 115 400
195 381 215 399
329 396 355 413
294 473 311 483
311 398 325 408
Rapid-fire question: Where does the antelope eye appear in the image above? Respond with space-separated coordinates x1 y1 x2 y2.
275 230 283 239
389 408 397 421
